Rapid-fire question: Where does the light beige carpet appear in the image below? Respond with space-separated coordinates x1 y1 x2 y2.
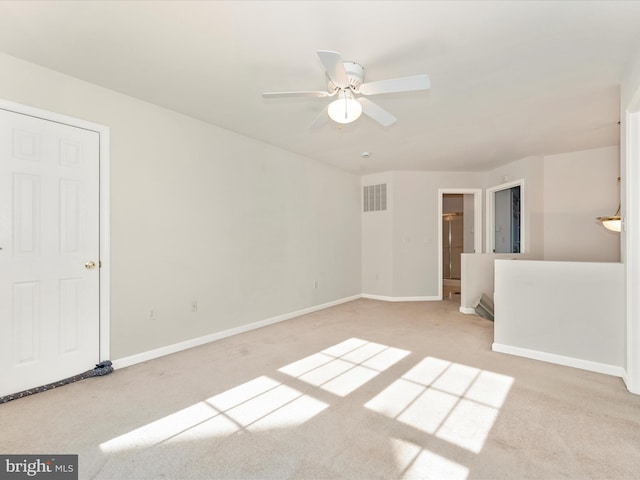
1 298 639 479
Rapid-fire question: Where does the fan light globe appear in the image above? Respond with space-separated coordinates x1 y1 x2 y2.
328 91 362 124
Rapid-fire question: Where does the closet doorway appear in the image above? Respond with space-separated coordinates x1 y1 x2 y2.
0 100 110 397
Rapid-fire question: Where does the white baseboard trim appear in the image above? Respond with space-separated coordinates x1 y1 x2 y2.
492 343 625 378
621 371 640 395
361 294 440 302
459 307 476 315
113 294 361 370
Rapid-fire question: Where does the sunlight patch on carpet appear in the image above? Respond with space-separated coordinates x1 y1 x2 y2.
365 357 513 454
99 375 328 453
278 338 410 397
391 438 469 480
100 402 219 453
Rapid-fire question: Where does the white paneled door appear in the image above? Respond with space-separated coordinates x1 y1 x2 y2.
0 108 100 397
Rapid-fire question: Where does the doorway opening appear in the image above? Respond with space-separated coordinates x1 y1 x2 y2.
486 179 525 254
438 189 482 301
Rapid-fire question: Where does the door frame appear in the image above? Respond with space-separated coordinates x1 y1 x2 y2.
624 87 640 395
438 188 482 300
0 98 110 362
486 179 526 254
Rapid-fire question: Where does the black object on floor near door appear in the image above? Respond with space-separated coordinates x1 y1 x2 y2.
0 360 113 404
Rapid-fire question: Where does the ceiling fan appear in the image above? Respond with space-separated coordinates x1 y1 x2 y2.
262 50 431 127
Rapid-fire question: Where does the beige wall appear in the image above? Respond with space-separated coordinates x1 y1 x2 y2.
360 172 394 296
543 146 620 262
494 259 625 373
362 148 620 299
361 170 482 298
0 53 362 359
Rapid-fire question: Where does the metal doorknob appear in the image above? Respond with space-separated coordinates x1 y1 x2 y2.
85 261 96 270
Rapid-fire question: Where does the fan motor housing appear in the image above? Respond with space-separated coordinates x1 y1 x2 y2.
328 61 364 91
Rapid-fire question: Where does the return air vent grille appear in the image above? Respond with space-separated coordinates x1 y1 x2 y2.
363 184 387 212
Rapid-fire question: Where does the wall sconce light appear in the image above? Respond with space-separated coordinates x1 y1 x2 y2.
597 210 621 232
597 177 621 232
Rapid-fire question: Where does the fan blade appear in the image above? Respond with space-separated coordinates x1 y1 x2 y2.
317 50 349 88
309 105 329 130
262 91 330 98
358 97 397 126
359 74 431 95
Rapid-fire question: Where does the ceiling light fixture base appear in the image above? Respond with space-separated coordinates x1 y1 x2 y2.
327 62 364 92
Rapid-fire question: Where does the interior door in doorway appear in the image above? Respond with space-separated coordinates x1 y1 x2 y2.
494 186 521 253
0 108 100 397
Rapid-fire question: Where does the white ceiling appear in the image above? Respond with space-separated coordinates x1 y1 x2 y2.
0 1 639 173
